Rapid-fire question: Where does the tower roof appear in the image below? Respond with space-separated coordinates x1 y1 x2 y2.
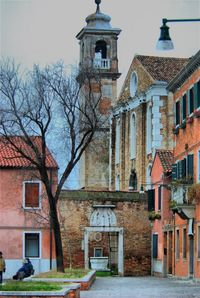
76 0 121 39
85 0 111 30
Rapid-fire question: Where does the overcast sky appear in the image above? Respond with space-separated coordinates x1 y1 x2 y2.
1 0 200 93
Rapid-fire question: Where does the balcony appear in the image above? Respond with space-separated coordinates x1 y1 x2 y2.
93 58 110 69
170 185 195 220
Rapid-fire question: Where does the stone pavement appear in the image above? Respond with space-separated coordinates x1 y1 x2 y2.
80 276 200 298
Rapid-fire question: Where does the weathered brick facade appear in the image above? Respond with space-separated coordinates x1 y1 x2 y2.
59 190 151 276
110 55 187 191
76 5 121 190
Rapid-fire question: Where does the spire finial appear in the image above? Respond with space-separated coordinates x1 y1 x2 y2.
95 0 101 13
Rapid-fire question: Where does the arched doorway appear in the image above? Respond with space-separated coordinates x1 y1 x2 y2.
84 205 124 276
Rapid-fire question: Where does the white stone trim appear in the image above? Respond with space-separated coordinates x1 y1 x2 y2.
23 230 42 259
22 180 42 210
84 227 124 276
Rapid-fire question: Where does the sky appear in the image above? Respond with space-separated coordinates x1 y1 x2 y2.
0 0 200 188
1 0 200 94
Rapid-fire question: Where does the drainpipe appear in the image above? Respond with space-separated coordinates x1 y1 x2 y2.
173 212 176 276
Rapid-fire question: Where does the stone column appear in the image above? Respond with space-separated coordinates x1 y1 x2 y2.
84 229 89 269
118 228 124 276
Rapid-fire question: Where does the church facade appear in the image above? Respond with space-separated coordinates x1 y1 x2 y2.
109 55 188 192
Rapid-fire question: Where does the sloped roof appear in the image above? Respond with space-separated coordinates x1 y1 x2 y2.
0 136 58 169
156 149 174 173
136 55 189 83
168 50 200 92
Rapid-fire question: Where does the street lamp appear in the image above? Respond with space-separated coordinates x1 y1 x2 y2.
156 18 200 50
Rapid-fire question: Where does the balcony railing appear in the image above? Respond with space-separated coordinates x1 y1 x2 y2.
93 58 110 69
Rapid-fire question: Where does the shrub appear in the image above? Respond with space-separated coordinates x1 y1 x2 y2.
188 183 200 204
148 211 161 221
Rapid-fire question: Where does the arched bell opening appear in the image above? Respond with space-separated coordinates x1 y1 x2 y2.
95 40 107 59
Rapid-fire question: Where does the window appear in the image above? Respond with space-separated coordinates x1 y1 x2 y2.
175 101 180 126
198 226 200 259
172 154 193 182
146 164 152 190
158 186 162 211
94 248 103 257
181 94 187 121
24 232 40 258
183 228 187 259
187 154 194 182
176 229 180 259
115 119 120 164
130 72 138 97
130 113 136 159
148 189 155 211
198 150 200 183
153 234 158 259
194 80 200 109
146 105 152 154
188 87 194 115
115 175 120 191
23 181 41 208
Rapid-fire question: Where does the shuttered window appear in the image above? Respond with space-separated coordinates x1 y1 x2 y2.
148 189 155 211
183 228 187 259
175 101 180 125
153 234 158 259
24 182 40 208
176 230 180 259
187 154 194 181
194 80 200 109
172 164 177 180
181 158 186 178
198 150 200 183
158 186 162 211
198 226 200 258
188 87 194 114
182 94 187 121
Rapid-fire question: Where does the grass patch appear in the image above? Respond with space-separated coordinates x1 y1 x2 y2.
96 271 112 277
0 281 62 292
34 268 90 279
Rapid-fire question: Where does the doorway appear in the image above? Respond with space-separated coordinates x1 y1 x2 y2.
84 227 124 276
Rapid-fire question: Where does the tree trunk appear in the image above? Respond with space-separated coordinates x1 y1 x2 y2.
49 194 64 272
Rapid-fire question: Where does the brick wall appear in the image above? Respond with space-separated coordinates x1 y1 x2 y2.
59 190 151 276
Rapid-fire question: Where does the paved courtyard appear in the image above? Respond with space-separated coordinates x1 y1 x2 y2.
81 276 200 298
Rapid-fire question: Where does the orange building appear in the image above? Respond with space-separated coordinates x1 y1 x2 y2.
167 50 200 280
0 137 58 279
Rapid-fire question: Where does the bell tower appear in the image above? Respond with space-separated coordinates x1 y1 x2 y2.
76 0 121 190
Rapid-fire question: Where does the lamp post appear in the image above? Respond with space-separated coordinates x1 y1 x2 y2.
156 18 200 50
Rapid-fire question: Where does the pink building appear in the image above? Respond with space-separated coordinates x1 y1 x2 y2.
0 137 58 278
150 149 174 276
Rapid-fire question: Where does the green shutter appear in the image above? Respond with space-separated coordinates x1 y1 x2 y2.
153 234 158 259
187 154 194 182
197 81 200 108
158 186 162 210
181 158 186 178
148 189 155 211
172 164 177 180
194 82 198 109
177 161 182 179
182 95 186 121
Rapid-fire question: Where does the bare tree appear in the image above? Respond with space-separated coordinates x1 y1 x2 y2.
0 59 106 272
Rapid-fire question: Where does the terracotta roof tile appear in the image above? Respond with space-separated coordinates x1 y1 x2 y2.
0 136 58 169
136 55 189 82
156 149 174 173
